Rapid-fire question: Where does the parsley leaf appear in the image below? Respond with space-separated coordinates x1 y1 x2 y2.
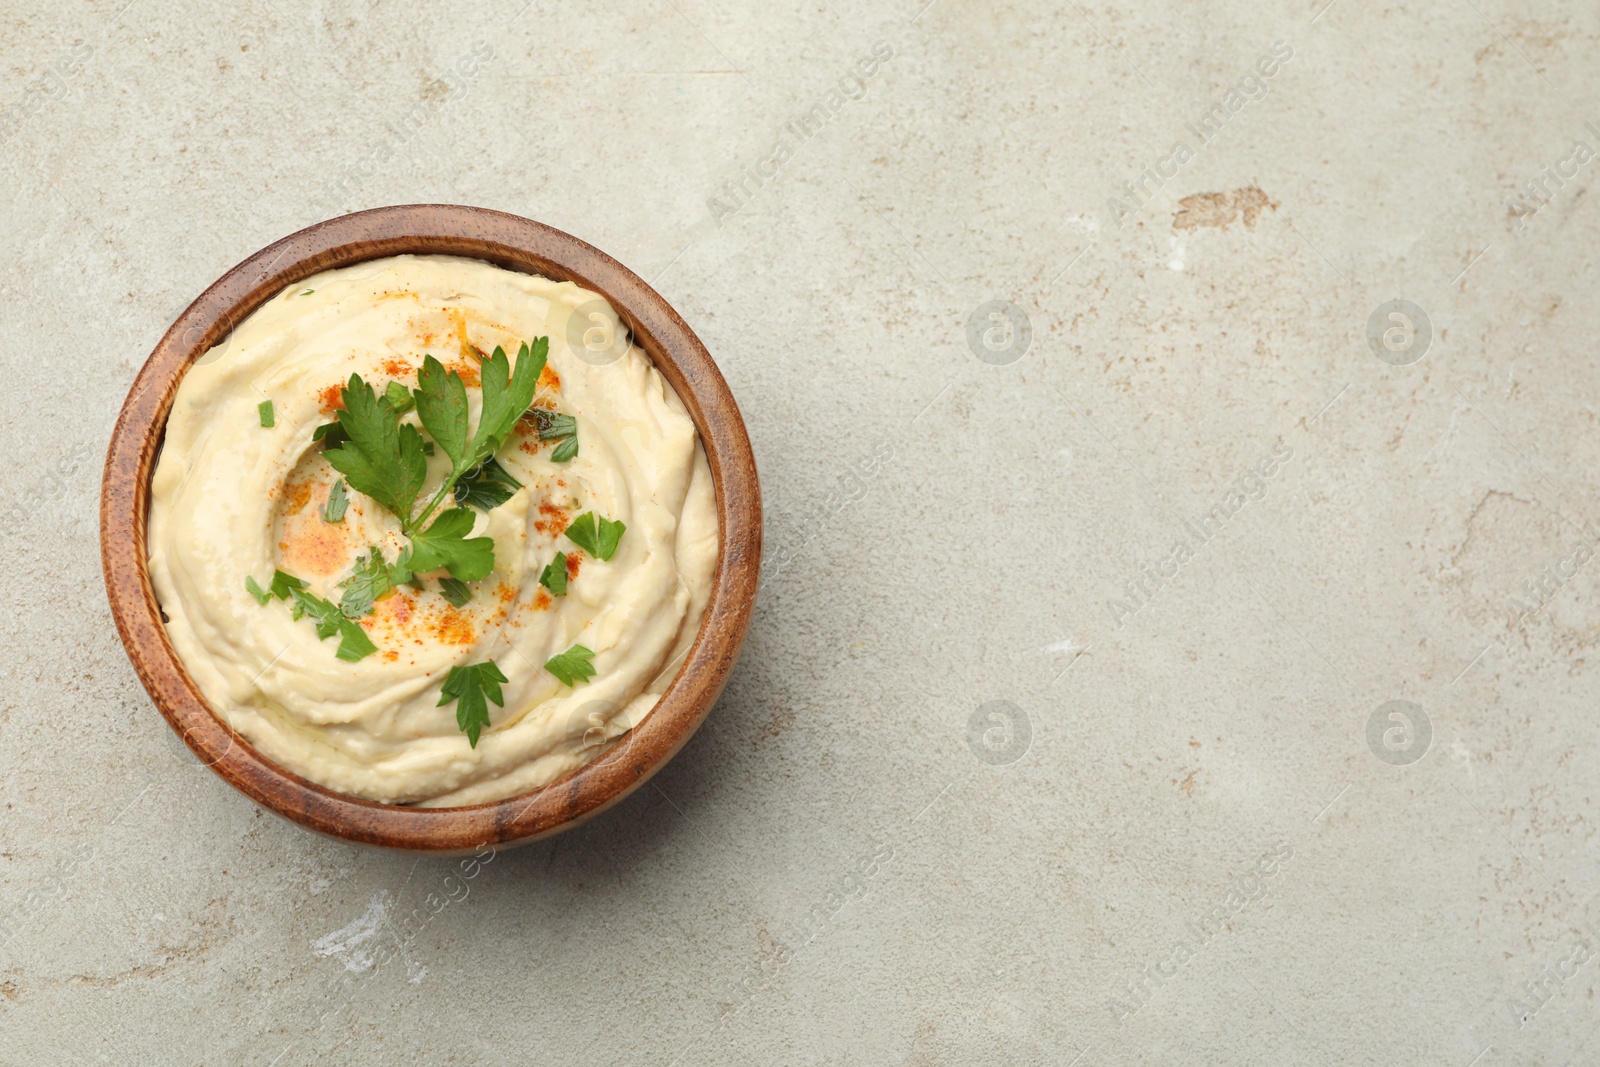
438 660 507 747
532 409 578 462
405 507 494 582
564 512 625 561
339 546 396 619
258 400 275 427
269 570 307 600
323 374 428 523
384 380 416 414
311 420 348 451
324 478 349 522
288 587 379 662
544 644 596 687
539 552 568 596
549 434 579 463
533 410 576 441
244 566 307 601
414 355 470 468
454 456 521 512
437 576 473 607
469 340 546 462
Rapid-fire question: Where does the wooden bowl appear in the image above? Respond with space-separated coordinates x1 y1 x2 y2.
101 205 761 853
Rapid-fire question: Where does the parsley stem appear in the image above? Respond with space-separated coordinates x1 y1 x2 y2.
405 455 480 534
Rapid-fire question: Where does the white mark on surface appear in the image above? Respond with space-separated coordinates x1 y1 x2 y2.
1166 234 1185 272
311 891 393 973
1041 637 1081 655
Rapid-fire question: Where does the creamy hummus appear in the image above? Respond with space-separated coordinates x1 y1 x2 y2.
148 255 718 805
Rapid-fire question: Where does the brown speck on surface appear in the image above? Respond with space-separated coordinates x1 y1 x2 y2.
1173 187 1277 230
1180 770 1197 796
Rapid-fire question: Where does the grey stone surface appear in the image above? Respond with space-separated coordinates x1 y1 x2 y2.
2 0 1599 1063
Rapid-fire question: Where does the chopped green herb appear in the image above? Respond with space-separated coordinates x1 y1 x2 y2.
564 512 625 561
258 400 275 427
311 420 348 450
244 566 307 601
324 478 349 522
438 660 507 747
269 570 307 600
300 288 315 296
384 380 416 414
404 507 494 582
533 411 576 441
544 644 596 687
539 552 568 596
338 546 396 619
454 456 521 512
437 576 473 608
549 434 579 463
288 587 378 662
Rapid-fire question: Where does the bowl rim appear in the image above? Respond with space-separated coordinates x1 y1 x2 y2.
100 204 761 853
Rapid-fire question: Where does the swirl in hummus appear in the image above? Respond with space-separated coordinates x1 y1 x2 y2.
148 255 718 806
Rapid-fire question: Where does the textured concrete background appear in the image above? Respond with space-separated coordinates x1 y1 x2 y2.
3 0 1599 1063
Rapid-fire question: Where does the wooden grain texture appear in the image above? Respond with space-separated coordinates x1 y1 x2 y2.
101 205 762 854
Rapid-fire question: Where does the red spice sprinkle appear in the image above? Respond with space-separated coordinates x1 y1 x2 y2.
565 552 582 580
318 384 345 412
533 500 570 537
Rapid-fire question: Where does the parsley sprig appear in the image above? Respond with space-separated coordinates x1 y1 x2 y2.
245 568 376 661
545 644 596 686
564 512 626 561
320 340 547 582
438 660 507 747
